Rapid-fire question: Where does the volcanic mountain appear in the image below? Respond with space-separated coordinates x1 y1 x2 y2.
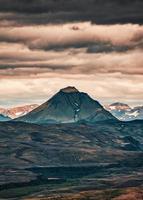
16 86 116 124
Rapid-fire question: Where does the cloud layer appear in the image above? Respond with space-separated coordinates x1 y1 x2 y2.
0 22 143 76
0 22 143 48
0 73 143 107
0 0 143 25
0 1 143 107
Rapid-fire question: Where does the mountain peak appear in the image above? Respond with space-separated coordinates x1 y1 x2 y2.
109 102 131 110
16 86 116 124
110 102 129 107
60 86 79 93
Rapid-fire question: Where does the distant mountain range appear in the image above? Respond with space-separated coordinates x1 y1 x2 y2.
106 102 143 121
15 86 116 124
0 104 38 119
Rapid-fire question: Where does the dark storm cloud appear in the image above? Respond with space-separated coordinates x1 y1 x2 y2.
0 0 143 24
29 41 131 53
0 22 143 76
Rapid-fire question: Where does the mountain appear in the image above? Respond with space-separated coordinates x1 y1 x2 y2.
0 114 11 121
106 102 131 121
129 106 143 120
107 102 143 121
107 102 131 111
15 86 116 124
0 91 142 199
0 104 38 119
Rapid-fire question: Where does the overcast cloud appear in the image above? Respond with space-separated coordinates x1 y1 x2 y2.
0 1 143 107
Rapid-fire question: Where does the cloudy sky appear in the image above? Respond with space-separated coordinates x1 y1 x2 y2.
0 0 143 107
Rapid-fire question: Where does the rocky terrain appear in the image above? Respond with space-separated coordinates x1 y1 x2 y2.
24 187 143 200
107 103 143 121
0 104 38 119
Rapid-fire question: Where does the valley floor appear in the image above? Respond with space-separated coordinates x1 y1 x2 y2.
0 165 143 199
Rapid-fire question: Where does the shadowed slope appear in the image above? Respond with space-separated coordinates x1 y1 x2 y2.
0 114 11 122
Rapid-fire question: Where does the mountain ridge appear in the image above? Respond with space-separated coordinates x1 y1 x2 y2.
107 102 143 121
0 104 38 119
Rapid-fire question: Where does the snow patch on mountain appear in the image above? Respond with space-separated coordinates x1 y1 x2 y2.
107 102 143 121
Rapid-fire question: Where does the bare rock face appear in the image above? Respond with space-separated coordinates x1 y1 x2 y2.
60 86 79 93
0 104 38 119
107 102 143 121
109 102 131 111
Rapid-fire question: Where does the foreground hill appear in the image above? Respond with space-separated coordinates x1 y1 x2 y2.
0 120 143 199
0 120 143 170
24 186 143 200
15 86 116 124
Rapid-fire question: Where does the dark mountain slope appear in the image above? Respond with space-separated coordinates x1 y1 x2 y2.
16 86 116 124
0 114 11 122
